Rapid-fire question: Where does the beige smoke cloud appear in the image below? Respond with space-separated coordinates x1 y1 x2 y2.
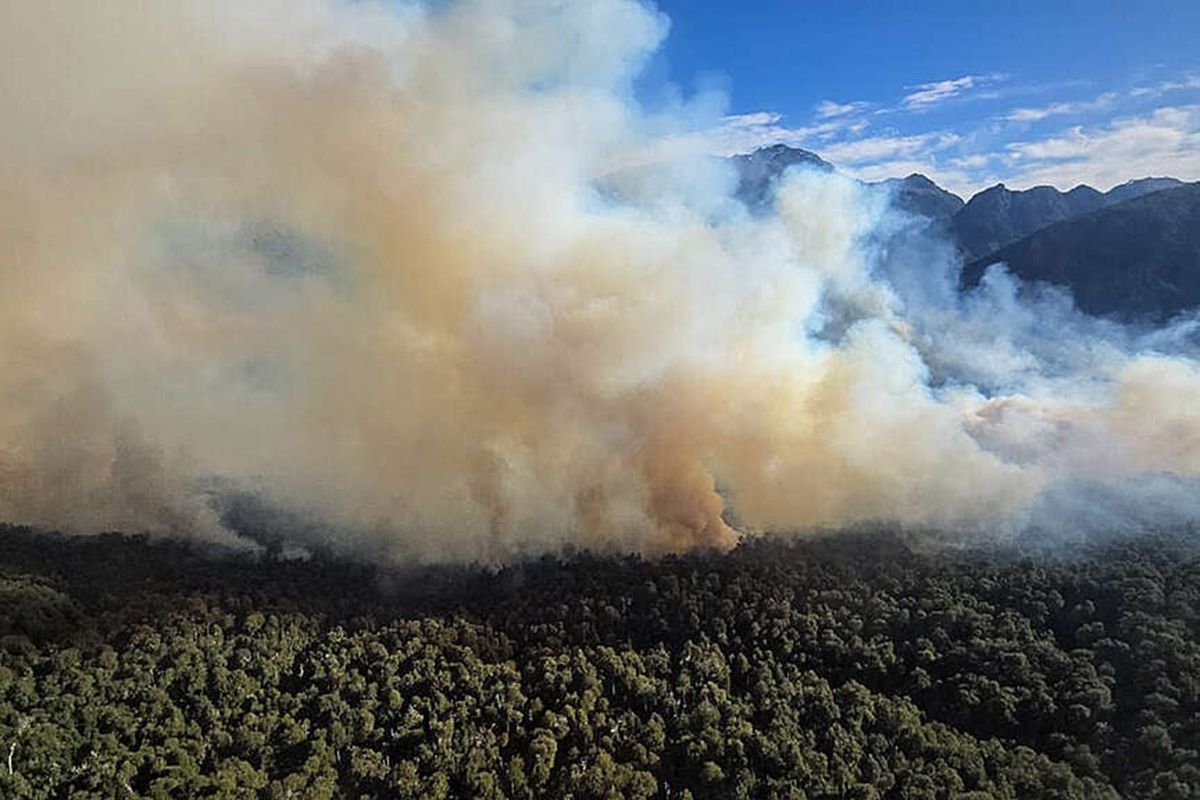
1 0 1198 561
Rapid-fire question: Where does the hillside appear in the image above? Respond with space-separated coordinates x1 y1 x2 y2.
950 184 1105 260
962 183 1200 320
951 178 1187 260
3 525 1200 798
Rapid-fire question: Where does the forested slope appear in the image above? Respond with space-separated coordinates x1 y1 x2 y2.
2 526 1199 799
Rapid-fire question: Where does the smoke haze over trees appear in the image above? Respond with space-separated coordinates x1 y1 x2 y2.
3 2 1200 797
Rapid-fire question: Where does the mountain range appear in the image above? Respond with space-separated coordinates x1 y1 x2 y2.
951 177 1187 260
962 183 1200 320
732 145 1198 321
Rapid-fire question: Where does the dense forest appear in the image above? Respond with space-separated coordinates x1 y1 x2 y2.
2 524 1199 799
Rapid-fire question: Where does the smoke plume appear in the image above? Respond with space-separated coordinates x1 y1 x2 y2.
2 0 1199 561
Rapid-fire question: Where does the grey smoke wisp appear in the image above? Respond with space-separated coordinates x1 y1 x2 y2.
1 0 1199 562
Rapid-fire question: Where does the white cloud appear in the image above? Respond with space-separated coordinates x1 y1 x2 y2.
1005 105 1200 190
1004 92 1117 122
949 154 992 170
699 112 855 154
1130 72 1200 98
821 132 960 165
902 74 1003 110
813 133 981 197
721 111 783 128
816 100 870 119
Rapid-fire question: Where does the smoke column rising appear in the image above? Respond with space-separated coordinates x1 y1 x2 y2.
1 0 1199 561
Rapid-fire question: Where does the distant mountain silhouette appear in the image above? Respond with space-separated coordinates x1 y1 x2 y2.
878 173 964 220
1104 177 1187 206
951 184 1104 259
961 183 1200 321
951 178 1187 259
728 144 1198 321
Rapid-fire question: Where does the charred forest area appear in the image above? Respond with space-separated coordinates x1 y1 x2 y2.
2 525 1200 799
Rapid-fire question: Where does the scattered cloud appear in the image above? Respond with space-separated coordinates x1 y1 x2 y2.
817 134 980 197
1131 72 1200 98
631 68 1200 198
816 100 870 119
949 154 992 170
821 132 960 165
1005 105 1200 190
1004 92 1118 122
721 111 784 128
902 74 1004 110
691 111 867 155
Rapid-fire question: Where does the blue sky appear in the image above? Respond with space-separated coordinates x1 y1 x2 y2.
643 0 1200 197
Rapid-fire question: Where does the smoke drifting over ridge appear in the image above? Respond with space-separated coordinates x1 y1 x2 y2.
2 0 1199 561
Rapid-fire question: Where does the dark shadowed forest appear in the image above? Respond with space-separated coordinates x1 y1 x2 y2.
2 525 1200 799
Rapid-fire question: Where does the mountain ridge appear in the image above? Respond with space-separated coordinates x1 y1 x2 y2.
951 177 1188 259
730 144 1198 321
878 173 964 220
961 182 1200 321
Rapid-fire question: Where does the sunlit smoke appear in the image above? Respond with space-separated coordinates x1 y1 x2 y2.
2 0 1199 561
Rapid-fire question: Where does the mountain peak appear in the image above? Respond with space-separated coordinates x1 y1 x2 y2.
760 142 805 155
732 143 833 171
1104 176 1186 205
879 173 963 219
883 173 939 189
954 175 1193 259
730 144 834 208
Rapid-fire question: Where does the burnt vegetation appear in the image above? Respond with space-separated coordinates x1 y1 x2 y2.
2 525 1200 799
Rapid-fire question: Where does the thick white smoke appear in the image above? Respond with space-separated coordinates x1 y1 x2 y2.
1 0 1198 561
